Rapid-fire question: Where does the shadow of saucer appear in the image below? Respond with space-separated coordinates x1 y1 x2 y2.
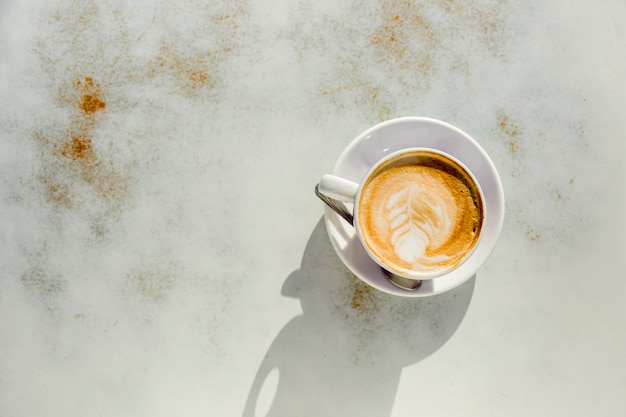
242 218 475 417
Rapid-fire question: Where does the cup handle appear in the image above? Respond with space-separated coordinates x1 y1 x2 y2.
315 175 359 226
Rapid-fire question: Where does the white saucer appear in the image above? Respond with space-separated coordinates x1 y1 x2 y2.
323 117 505 297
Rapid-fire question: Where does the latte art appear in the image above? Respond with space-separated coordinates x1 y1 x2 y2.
358 151 483 277
387 181 454 267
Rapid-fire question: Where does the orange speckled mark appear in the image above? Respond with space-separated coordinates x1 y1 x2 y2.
61 134 96 162
127 266 178 303
351 280 374 310
517 219 540 242
497 113 522 157
78 77 106 114
373 4 436 70
61 77 105 168
34 76 132 212
152 47 214 93
347 277 382 323
498 114 520 137
189 70 210 89
59 77 106 175
303 0 511 121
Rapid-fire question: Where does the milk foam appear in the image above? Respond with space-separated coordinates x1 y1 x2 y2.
386 182 454 267
358 151 483 276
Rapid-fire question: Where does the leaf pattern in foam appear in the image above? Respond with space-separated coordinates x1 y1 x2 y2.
386 185 452 264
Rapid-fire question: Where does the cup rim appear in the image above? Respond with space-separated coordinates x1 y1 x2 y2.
352 147 486 281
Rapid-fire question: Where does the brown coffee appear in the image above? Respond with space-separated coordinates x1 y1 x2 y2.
357 150 483 277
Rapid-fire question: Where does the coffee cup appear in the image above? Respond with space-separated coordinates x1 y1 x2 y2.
317 147 485 282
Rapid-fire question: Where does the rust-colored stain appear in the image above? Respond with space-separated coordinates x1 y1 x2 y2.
497 112 522 157
41 179 72 208
213 5 247 29
61 134 96 162
517 219 540 242
284 0 510 121
346 276 382 323
77 77 106 114
498 113 521 137
20 267 64 298
351 279 375 310
128 267 176 303
34 76 132 212
551 181 573 203
20 263 65 312
22 0 254 270
153 49 214 93
147 5 248 97
373 4 437 73
66 78 108 188
189 70 210 88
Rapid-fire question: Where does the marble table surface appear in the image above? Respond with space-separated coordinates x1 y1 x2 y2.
1 0 625 416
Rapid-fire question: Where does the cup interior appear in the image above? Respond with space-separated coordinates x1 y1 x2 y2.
352 147 485 281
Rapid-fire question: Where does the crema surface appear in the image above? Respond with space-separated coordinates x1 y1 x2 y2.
358 151 483 276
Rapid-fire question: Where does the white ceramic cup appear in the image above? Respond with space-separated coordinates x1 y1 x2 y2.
317 147 486 283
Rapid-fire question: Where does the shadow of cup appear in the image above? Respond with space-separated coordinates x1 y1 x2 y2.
242 218 475 417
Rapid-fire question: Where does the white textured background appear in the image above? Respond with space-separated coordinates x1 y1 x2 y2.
1 0 625 416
